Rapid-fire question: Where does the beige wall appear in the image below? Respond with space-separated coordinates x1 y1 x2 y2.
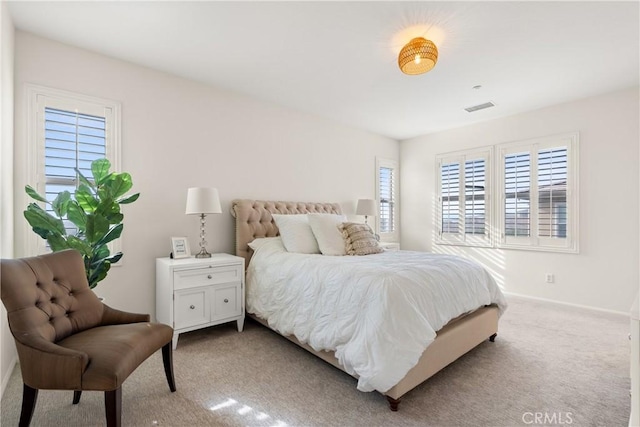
401 87 640 313
0 1 17 397
13 31 399 315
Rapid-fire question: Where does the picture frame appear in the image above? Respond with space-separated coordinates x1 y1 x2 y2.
171 237 191 259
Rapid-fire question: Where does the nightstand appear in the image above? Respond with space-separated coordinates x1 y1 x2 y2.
156 254 245 349
379 242 400 251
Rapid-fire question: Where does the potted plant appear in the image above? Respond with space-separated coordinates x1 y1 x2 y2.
24 158 139 289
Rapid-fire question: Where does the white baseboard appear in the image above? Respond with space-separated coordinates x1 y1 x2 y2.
503 291 628 317
0 354 16 399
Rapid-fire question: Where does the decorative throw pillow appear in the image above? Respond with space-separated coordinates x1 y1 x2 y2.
308 213 348 256
339 222 384 256
272 214 320 254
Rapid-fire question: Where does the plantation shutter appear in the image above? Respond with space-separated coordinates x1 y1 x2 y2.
537 148 568 238
504 152 531 238
436 148 492 247
464 158 486 236
498 133 576 252
44 107 106 234
379 166 395 233
440 162 460 235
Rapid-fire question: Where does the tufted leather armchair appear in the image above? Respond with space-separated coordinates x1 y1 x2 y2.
0 249 176 427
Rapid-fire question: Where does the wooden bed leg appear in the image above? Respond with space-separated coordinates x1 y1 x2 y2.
489 333 497 342
386 396 400 411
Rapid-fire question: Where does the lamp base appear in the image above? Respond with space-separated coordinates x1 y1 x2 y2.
194 248 212 258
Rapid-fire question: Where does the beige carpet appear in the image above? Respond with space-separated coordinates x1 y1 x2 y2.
0 296 631 426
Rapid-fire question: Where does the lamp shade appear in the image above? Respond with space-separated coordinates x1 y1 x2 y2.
185 187 222 215
398 37 438 75
356 199 377 217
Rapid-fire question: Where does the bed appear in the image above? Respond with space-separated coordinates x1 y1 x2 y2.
231 199 506 410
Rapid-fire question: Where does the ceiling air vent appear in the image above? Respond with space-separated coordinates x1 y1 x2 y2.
464 102 495 113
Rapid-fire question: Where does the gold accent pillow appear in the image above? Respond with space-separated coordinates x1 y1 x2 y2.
339 222 384 256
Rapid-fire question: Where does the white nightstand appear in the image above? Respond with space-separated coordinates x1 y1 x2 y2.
379 242 400 251
156 254 245 349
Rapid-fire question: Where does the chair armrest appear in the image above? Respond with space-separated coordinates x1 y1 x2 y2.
100 304 151 326
14 333 88 390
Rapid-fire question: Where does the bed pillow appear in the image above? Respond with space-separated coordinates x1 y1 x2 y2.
339 222 384 256
308 213 348 256
248 236 284 251
272 214 320 254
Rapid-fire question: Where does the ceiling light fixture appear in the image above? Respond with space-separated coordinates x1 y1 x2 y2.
398 37 438 75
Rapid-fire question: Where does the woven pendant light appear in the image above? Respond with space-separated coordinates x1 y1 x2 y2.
398 37 438 75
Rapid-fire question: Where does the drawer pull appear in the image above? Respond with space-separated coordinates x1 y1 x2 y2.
207 275 212 279
189 305 195 309
224 299 229 303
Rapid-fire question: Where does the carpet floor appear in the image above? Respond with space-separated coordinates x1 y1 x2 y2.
0 296 631 426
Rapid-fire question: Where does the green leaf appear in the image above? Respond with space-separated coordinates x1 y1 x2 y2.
66 236 91 256
85 215 109 244
25 185 48 203
95 196 118 216
51 191 71 217
24 204 66 236
75 186 99 212
105 252 123 265
88 261 110 289
117 192 140 205
76 169 95 191
91 158 111 185
92 244 110 262
31 226 51 240
106 212 124 224
98 224 123 247
108 173 133 199
47 234 70 252
66 202 87 231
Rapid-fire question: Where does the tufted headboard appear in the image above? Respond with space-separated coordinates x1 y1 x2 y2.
230 199 342 267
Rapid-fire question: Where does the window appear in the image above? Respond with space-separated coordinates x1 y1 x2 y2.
44 108 107 236
436 148 492 247
376 158 398 241
497 133 578 252
27 85 121 255
435 132 578 253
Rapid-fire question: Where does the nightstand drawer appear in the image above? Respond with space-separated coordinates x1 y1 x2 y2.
174 264 242 290
212 284 241 321
174 289 209 329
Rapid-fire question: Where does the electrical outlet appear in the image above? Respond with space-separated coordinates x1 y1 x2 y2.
545 274 555 283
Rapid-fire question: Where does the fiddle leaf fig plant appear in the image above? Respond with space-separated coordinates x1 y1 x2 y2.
24 158 140 289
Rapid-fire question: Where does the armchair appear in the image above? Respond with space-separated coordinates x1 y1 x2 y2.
0 249 176 427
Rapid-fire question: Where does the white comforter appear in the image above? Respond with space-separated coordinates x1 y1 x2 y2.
246 238 507 393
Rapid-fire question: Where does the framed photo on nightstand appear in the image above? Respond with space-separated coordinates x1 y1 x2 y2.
171 237 191 259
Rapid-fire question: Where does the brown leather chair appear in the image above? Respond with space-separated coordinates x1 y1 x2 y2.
0 249 176 427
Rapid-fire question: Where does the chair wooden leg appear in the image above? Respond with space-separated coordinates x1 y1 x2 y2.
72 390 82 404
19 383 38 427
162 342 177 392
104 387 122 427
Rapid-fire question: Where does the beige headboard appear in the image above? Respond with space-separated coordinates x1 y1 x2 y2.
230 199 343 267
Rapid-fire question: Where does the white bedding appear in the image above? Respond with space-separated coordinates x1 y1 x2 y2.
246 237 507 393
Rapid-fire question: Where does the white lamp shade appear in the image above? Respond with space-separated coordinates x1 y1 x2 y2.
185 187 222 215
356 199 376 217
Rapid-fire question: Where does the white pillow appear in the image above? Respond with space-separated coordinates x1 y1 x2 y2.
272 214 320 254
308 213 348 256
248 236 283 251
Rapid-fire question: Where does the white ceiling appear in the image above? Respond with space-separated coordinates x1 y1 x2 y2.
7 1 640 140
